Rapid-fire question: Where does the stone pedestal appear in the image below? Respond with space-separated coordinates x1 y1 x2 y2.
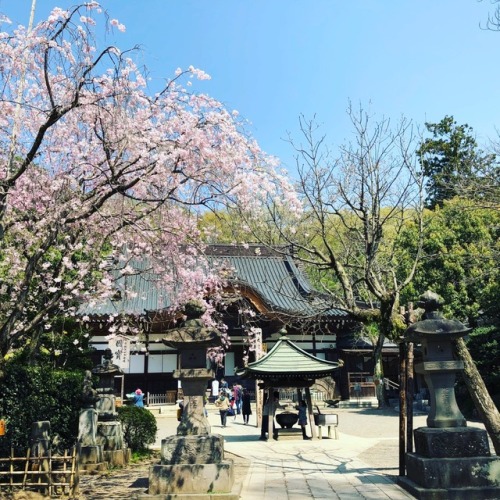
148 461 234 496
413 427 491 458
400 427 500 499
161 434 224 464
96 420 127 467
78 445 107 473
146 434 234 496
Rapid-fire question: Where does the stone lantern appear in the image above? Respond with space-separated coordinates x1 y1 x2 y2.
147 301 235 496
162 301 221 437
405 290 469 428
90 348 127 467
399 291 500 499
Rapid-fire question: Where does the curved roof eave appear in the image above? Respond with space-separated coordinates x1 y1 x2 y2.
236 336 341 379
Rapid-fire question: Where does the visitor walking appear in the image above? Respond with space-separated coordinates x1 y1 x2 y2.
214 390 230 427
220 378 230 396
177 398 184 421
133 388 144 408
233 382 243 416
241 388 252 425
297 400 311 440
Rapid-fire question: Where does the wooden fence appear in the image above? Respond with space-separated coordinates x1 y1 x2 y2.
0 447 78 497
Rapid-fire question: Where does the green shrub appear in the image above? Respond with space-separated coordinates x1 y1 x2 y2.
117 406 157 452
0 361 84 456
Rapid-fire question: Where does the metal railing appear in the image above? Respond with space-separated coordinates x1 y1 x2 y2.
382 377 399 390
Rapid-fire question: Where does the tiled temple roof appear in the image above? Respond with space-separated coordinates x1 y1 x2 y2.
78 244 352 321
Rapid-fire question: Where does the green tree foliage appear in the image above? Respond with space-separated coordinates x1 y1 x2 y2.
7 316 94 371
400 198 500 326
417 116 494 209
0 360 84 455
117 406 157 452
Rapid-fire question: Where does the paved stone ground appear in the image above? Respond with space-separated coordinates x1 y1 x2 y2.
2 406 491 499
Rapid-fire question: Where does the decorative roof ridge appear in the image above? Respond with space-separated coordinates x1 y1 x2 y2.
204 243 292 258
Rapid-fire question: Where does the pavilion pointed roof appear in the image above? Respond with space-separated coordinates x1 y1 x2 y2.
236 336 341 383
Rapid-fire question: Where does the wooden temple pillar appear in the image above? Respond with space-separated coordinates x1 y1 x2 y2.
304 386 318 440
267 386 275 439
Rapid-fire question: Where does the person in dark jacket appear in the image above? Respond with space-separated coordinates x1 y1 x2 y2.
241 388 252 425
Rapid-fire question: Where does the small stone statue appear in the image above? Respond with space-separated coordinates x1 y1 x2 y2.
81 370 99 408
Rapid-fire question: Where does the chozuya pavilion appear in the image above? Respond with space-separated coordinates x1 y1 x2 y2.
236 332 342 440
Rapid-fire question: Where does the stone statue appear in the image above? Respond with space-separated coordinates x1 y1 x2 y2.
81 370 99 409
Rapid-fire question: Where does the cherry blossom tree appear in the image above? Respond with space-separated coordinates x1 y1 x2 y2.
0 3 296 366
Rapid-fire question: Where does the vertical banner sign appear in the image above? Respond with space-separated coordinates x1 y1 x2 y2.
108 336 131 370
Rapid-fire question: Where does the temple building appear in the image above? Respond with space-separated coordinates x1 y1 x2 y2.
79 244 399 403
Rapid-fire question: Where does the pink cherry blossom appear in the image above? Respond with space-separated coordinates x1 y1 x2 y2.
0 2 298 357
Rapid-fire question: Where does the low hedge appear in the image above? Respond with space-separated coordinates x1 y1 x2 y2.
117 405 157 452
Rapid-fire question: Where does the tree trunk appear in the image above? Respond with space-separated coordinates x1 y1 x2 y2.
455 337 500 455
373 334 386 408
372 293 400 408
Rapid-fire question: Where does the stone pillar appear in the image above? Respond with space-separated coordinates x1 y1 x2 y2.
78 371 106 472
174 369 212 436
31 421 51 495
31 421 50 458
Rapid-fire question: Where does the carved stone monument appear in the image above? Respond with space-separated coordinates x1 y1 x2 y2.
30 421 51 495
146 301 236 498
77 370 106 472
399 291 500 499
91 349 129 467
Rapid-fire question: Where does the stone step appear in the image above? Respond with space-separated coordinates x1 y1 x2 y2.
338 398 378 408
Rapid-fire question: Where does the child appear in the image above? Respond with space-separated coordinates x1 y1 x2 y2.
297 400 311 440
229 396 236 420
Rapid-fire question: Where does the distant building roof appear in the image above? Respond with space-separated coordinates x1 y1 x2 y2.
236 335 342 382
78 244 352 321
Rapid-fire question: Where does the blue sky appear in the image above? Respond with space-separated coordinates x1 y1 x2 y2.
2 1 499 171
